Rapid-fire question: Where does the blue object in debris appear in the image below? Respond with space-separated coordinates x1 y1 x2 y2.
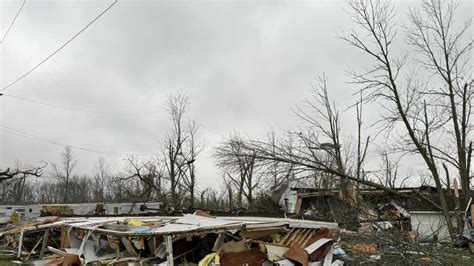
332 246 352 261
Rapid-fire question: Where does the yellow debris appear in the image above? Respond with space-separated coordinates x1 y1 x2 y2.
124 218 144 226
10 211 19 225
198 252 220 266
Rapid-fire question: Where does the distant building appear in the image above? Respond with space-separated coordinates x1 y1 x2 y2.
0 202 163 224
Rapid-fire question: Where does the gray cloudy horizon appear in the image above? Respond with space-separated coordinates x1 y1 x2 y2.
1 0 472 189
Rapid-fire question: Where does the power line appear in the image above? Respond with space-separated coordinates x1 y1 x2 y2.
2 93 161 115
0 0 27 44
0 124 149 158
1 0 118 92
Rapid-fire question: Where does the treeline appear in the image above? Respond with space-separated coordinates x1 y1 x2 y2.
1 171 133 204
0 154 279 213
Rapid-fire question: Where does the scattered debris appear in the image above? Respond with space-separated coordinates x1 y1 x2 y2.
345 243 377 254
287 186 474 242
0 212 343 265
4 194 472 264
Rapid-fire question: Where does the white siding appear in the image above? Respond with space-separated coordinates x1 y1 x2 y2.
410 212 454 242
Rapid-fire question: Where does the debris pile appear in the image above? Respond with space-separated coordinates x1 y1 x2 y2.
0 211 348 265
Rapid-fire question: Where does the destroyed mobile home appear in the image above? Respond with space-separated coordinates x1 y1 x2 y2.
280 185 474 242
0 212 349 265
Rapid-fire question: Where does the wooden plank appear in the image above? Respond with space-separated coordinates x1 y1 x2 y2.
39 228 50 259
471 204 474 226
294 197 302 214
60 227 70 249
165 235 174 266
17 229 24 258
26 234 45 261
279 228 295 246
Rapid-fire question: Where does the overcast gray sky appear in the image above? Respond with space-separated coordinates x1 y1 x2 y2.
1 0 472 189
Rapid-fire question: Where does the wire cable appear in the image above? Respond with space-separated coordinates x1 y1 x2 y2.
0 0 27 44
1 0 118 92
2 93 161 115
0 124 149 158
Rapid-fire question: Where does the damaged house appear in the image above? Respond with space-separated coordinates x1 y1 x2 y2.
280 185 473 241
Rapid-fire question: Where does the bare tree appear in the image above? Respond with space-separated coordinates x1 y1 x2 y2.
406 0 472 201
292 75 346 177
214 133 260 210
107 94 199 209
375 153 410 189
223 174 235 211
51 146 77 203
355 93 370 184
163 94 200 210
267 130 282 188
341 0 472 238
123 157 165 203
180 120 202 208
0 162 46 203
203 187 225 210
214 79 378 210
218 77 408 199
262 130 296 189
0 163 45 183
94 156 110 202
164 95 188 209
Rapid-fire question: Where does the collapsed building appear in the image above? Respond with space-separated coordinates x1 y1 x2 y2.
2 184 474 264
0 212 348 265
279 185 473 242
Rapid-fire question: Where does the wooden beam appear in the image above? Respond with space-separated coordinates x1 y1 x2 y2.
26 234 45 261
471 204 474 226
294 197 302 215
165 235 174 266
17 229 24 258
39 228 50 259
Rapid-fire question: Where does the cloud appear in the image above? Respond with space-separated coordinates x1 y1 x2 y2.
1 0 471 188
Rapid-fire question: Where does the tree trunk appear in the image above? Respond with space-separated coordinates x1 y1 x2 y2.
453 178 464 234
189 174 195 208
65 176 69 204
237 182 243 209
